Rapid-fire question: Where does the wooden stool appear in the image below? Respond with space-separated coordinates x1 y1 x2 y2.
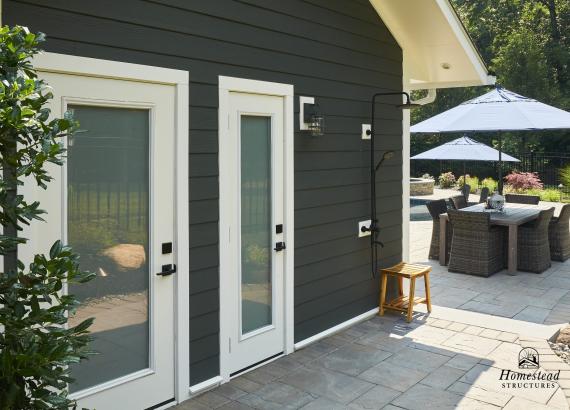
379 262 432 322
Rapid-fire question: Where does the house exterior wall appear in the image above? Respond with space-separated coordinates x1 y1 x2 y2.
4 0 403 386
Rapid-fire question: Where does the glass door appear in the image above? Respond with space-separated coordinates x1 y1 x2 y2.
25 71 177 410
227 92 285 375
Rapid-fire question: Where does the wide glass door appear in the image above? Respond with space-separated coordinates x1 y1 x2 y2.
26 71 177 410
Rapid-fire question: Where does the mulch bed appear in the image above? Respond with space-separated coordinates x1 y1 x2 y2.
549 325 570 365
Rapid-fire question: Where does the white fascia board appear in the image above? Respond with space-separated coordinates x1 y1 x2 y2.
435 0 494 87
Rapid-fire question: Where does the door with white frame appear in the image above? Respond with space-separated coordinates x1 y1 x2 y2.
219 78 295 378
20 56 187 409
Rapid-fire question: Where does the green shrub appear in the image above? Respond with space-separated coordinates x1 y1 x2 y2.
480 177 498 192
0 26 94 409
524 188 561 202
457 175 479 193
560 164 570 188
438 172 456 188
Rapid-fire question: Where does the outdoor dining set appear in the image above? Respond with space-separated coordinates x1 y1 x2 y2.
426 186 570 277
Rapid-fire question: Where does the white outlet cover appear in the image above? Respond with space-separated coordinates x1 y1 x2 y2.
358 220 372 237
362 124 371 140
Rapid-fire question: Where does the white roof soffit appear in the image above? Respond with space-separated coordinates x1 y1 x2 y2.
369 0 496 90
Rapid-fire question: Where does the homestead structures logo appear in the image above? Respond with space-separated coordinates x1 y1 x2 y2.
518 347 539 369
498 347 560 389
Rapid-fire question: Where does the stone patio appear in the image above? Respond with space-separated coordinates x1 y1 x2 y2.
174 191 570 409
409 219 570 326
177 313 569 409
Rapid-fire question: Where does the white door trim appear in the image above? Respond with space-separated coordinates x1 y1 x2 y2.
33 53 191 404
218 76 294 382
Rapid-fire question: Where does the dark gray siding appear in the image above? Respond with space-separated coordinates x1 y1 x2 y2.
4 0 403 384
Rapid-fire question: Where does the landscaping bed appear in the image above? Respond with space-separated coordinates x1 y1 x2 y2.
549 325 570 365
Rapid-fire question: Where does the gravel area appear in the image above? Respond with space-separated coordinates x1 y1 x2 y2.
549 325 570 365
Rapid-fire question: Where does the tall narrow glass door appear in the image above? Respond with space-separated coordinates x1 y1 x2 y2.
240 116 272 335
67 105 150 392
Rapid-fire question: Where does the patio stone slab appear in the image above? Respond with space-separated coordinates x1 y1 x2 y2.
218 402 256 410
358 362 428 392
355 331 411 353
298 397 346 410
446 353 481 371
195 391 232 408
503 396 566 410
448 381 512 407
214 384 248 401
443 333 502 356
227 377 263 394
406 324 456 345
247 382 315 408
347 384 401 410
391 383 498 410
309 343 391 376
280 367 373 404
420 365 466 389
512 306 552 324
459 300 526 318
383 346 450 373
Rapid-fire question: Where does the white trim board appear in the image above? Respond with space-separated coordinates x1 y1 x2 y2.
188 376 223 396
294 308 379 350
218 76 295 382
34 53 191 405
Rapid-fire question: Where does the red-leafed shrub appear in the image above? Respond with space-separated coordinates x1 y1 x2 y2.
504 171 543 192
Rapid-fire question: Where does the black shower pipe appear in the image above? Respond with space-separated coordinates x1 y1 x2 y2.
362 91 415 278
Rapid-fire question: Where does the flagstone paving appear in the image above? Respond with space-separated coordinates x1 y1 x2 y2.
410 219 570 326
175 314 569 409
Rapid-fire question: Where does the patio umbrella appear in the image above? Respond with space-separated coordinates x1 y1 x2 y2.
411 136 520 183
411 87 570 192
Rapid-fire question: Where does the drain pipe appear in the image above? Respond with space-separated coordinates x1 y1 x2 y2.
413 88 437 105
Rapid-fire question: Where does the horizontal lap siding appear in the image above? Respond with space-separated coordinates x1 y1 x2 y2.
4 0 402 383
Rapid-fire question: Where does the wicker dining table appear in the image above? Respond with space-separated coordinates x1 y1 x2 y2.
439 202 551 275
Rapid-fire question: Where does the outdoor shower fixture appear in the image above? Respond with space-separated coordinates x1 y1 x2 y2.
361 92 420 277
299 96 325 136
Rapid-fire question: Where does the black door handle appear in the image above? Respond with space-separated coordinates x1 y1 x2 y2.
274 242 286 252
156 263 176 276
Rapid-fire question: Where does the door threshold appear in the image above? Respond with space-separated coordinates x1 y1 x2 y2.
230 352 284 379
145 398 176 410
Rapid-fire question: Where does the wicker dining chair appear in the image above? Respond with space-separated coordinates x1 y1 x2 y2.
479 187 490 204
447 210 506 277
462 184 471 200
518 207 554 273
549 204 570 262
505 193 540 205
426 199 452 262
449 195 468 210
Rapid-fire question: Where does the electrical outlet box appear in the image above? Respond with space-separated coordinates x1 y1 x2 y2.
358 220 372 237
362 124 371 140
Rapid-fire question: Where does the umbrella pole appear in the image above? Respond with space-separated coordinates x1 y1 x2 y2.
498 134 503 194
463 161 466 188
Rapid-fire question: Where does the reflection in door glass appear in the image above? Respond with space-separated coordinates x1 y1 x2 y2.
67 106 150 392
241 116 272 334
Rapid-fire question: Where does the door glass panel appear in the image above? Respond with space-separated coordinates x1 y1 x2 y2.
67 105 150 392
241 116 272 334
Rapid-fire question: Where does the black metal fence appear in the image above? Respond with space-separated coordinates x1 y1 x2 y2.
411 151 570 187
